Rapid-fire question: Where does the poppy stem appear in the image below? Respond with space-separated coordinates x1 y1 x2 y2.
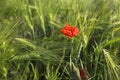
70 38 75 68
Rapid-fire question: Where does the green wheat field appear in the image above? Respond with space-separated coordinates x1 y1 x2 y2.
0 0 120 80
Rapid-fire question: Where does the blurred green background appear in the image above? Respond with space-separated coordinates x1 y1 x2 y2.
0 0 120 80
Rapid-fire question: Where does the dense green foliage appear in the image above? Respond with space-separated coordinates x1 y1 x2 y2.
0 0 120 80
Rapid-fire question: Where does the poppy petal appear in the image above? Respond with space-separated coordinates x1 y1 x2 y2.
60 24 79 38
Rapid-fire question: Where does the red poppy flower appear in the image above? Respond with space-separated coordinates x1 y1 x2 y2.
60 24 79 37
79 69 88 80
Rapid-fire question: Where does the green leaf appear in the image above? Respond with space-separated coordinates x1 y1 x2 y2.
103 38 120 47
